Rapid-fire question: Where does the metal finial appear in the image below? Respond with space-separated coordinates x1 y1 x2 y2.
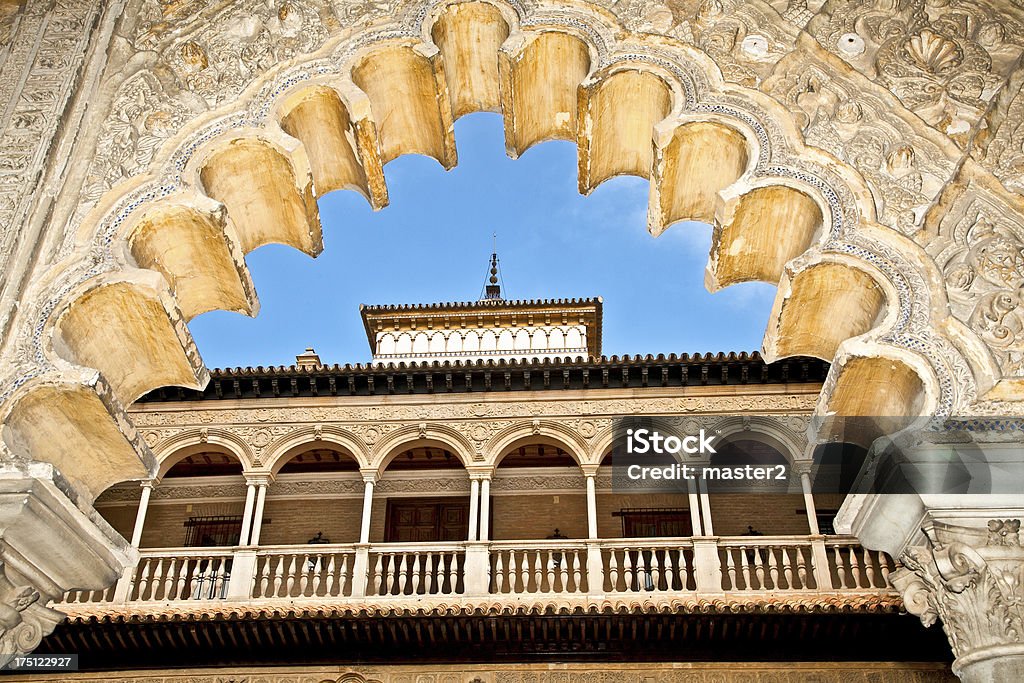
483 237 503 301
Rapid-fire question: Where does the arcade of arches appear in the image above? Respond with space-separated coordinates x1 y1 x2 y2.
1 0 1024 679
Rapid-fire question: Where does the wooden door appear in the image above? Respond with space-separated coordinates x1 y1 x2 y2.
386 499 469 542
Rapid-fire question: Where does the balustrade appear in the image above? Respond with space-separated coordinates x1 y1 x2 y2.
366 545 464 596
56 536 896 607
490 540 588 594
601 539 695 593
825 540 895 590
253 546 356 598
718 537 817 591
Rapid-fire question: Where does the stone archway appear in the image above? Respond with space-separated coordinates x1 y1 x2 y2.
1 0 1024 677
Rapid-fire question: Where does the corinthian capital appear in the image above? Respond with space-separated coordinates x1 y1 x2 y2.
891 520 1024 682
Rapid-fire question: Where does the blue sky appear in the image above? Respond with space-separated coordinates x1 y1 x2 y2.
188 113 776 369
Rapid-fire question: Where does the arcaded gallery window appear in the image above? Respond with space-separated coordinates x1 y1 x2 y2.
597 449 694 539
376 443 469 543
492 439 585 541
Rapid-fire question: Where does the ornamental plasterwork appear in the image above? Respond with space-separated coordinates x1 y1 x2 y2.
807 0 1024 147
0 553 64 667
79 0 342 205
975 73 1024 195
764 45 961 235
131 399 814 474
604 0 799 87
0 0 103 286
131 394 820 430
925 172 1024 380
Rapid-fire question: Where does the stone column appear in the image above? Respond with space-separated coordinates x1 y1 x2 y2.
697 477 714 536
686 477 703 536
794 463 820 535
891 519 1024 683
352 471 378 598
585 470 598 539
358 474 376 544
582 465 604 594
247 477 271 546
467 477 481 542
479 475 491 542
793 462 831 589
129 480 156 548
238 481 257 546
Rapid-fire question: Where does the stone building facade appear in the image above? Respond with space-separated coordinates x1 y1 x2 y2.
1 0 1024 680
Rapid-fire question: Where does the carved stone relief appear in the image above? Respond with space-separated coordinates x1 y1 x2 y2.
807 0 1024 148
131 393 819 432
925 168 1024 382
599 0 799 87
0 0 102 287
0 555 63 668
765 42 961 234
974 66 1024 195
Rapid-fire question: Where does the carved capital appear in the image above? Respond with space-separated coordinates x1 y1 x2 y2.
0 552 63 668
891 520 1024 681
0 465 134 667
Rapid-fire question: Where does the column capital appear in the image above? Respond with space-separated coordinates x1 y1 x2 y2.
244 473 273 487
790 460 814 477
358 468 379 484
891 519 1024 682
0 465 132 666
468 467 493 481
140 478 159 489
580 464 600 478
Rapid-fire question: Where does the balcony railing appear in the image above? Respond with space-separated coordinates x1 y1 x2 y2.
56 535 896 607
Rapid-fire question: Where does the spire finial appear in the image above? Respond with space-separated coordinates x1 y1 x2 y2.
483 236 503 301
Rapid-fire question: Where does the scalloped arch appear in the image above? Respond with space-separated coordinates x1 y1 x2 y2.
0 0 987 506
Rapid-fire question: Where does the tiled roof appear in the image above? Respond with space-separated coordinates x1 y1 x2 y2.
359 297 602 313
61 593 901 623
136 353 830 402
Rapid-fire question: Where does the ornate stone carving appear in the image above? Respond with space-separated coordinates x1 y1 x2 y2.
607 0 798 86
974 66 1024 195
891 519 1024 680
925 167 1024 384
807 0 1024 147
765 44 962 234
0 0 103 298
0 554 64 668
130 394 819 431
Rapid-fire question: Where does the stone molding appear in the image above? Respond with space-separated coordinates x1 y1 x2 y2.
130 397 814 472
0 662 957 682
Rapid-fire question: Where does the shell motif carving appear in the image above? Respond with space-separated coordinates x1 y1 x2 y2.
906 30 962 74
